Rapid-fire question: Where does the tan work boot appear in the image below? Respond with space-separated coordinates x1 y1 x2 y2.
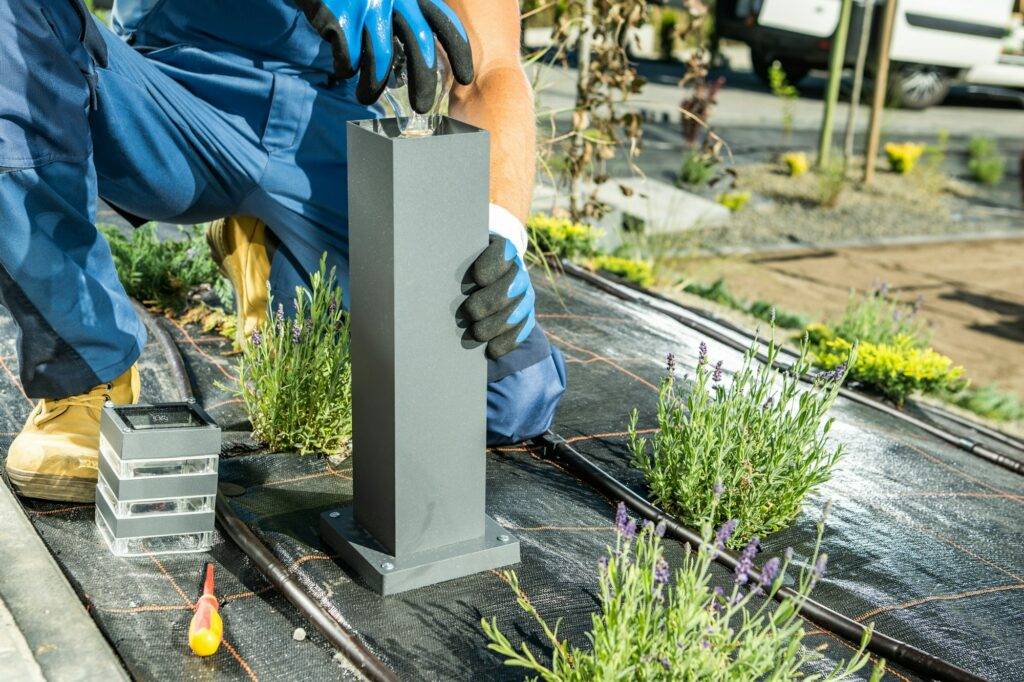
5 366 141 503
206 216 271 348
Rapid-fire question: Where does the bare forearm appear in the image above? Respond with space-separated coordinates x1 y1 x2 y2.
450 63 535 223
445 0 534 225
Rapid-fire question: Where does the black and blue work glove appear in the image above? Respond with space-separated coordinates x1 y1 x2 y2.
463 235 538 360
296 0 474 113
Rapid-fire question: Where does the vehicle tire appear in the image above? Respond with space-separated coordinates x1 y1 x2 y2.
751 49 812 87
887 63 952 110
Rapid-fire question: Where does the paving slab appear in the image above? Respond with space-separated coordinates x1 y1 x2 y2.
0 481 127 681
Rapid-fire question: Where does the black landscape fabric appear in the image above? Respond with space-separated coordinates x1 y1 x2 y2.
0 267 1021 681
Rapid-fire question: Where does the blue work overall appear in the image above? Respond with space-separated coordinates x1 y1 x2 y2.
0 0 566 444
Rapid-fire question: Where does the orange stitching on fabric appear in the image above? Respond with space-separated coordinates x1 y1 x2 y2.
904 442 1023 505
164 317 238 382
0 355 30 404
545 330 658 392
147 553 195 607
564 428 658 444
853 584 1024 622
222 638 259 681
95 604 193 614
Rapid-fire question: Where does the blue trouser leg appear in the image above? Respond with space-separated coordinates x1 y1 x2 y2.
0 0 145 398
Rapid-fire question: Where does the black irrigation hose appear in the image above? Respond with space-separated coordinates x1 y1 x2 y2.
134 302 397 682
537 433 984 682
558 261 1024 476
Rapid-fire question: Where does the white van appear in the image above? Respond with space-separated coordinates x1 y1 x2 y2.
716 0 1024 109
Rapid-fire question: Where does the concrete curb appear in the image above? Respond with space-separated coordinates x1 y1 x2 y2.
0 483 127 681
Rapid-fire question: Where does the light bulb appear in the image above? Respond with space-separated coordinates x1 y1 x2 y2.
382 45 453 138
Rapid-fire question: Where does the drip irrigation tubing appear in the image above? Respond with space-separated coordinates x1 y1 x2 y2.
135 302 398 682
536 432 984 682
557 261 1024 476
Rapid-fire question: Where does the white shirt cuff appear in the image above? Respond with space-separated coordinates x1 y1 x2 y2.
488 203 528 260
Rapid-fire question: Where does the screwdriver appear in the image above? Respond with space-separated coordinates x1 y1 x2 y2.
188 563 223 657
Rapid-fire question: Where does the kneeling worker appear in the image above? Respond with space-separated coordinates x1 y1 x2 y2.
1 0 566 502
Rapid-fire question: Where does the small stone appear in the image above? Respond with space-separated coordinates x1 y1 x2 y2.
292 627 307 641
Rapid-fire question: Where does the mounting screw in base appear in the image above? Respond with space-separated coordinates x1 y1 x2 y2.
329 511 341 518
380 562 394 572
497 534 510 543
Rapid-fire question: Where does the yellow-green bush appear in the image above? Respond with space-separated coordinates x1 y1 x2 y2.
814 334 963 406
526 214 602 260
884 142 925 174
717 190 751 212
586 254 654 288
781 151 809 176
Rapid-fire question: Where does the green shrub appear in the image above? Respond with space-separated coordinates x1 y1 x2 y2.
677 150 717 187
526 214 602 260
100 224 231 313
815 159 846 208
943 384 1024 423
683 279 807 330
781 151 809 176
747 300 808 330
768 61 798 137
587 254 654 287
483 502 880 681
829 287 930 348
884 142 925 174
967 136 1005 185
716 190 750 212
236 256 352 456
813 334 963 406
629 332 851 546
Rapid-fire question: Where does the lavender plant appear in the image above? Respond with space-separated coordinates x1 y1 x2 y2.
482 502 882 680
235 256 352 456
629 331 852 546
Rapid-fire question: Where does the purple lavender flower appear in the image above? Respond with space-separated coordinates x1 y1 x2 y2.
660 656 672 669
623 518 637 541
328 298 338 317
810 553 828 586
733 536 760 586
710 586 725 612
769 307 776 326
654 557 670 585
713 519 739 551
275 304 285 331
655 520 666 538
757 557 781 593
913 294 924 314
892 307 904 323
250 329 262 347
699 640 710 650
598 556 608 572
615 502 629 534
698 341 708 365
784 547 794 562
875 281 890 297
291 321 303 344
713 481 725 498
712 361 724 382
666 352 676 375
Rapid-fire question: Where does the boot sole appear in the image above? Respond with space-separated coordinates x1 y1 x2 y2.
5 467 96 503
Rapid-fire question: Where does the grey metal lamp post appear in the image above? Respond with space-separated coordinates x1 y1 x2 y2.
319 117 520 596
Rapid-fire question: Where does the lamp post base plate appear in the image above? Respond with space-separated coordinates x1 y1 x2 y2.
319 507 520 596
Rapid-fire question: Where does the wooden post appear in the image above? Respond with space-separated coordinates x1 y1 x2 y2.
843 0 875 173
816 0 853 168
863 0 898 185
